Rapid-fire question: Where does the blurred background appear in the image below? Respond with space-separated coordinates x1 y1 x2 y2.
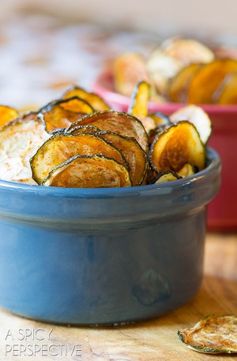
0 0 236 107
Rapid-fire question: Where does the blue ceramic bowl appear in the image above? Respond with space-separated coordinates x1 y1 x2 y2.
0 148 220 325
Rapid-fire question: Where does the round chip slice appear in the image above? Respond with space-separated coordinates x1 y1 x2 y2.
67 127 147 186
168 63 202 103
147 38 214 95
188 59 237 104
128 81 151 118
177 163 195 177
217 72 237 104
170 105 212 144
63 86 110 111
150 121 205 173
178 315 237 354
113 52 149 96
0 113 49 183
39 97 94 133
43 155 131 188
0 105 19 127
31 133 127 184
155 171 180 184
161 37 214 66
98 132 147 186
67 111 148 151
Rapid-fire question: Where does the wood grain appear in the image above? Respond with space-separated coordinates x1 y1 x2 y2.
0 233 236 361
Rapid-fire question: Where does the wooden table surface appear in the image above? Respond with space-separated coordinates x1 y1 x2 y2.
0 233 236 361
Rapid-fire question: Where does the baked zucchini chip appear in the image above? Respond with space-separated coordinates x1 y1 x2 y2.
68 127 147 185
113 52 149 96
129 81 151 118
148 112 171 127
218 72 237 104
170 105 212 144
168 63 202 103
63 86 110 111
39 97 94 133
0 113 49 183
31 133 127 184
43 155 131 188
155 171 180 183
66 124 100 135
0 105 19 127
188 59 237 104
67 111 148 151
177 163 195 177
178 315 237 354
99 132 147 186
150 121 205 173
160 37 214 66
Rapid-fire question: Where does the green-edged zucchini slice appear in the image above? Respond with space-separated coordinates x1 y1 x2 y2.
170 105 212 144
43 154 131 188
128 80 151 118
150 121 205 173
68 127 147 186
178 315 237 354
38 97 94 133
30 133 127 184
67 110 148 151
63 86 110 111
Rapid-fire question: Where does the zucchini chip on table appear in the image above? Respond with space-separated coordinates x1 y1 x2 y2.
67 111 148 151
150 121 205 173
31 133 127 184
178 315 237 354
63 86 110 111
39 97 94 133
43 155 131 188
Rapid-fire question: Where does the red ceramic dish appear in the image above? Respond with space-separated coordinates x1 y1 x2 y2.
93 70 237 231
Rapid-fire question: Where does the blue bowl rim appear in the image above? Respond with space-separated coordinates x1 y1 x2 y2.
0 148 220 198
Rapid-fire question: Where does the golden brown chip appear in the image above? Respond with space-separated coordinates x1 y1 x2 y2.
0 105 19 127
63 86 110 111
0 113 49 183
168 63 202 103
178 315 237 354
188 59 237 104
150 121 205 173
31 133 127 184
113 53 149 96
177 163 195 177
67 126 147 185
170 105 212 144
161 37 214 66
39 97 94 133
155 171 180 183
217 72 237 104
66 124 100 135
147 38 214 95
98 132 147 186
129 81 151 118
67 111 148 151
43 155 131 188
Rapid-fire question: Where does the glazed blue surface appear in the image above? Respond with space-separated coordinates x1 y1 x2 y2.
0 148 220 325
